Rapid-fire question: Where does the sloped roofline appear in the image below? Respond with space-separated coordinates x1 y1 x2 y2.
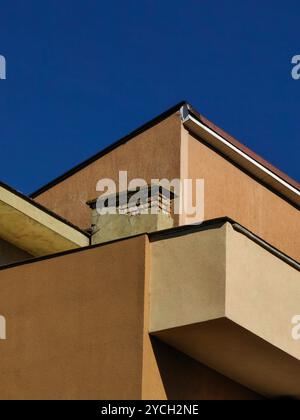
30 101 187 198
29 101 299 204
186 104 300 192
0 180 89 237
0 217 298 272
181 104 300 207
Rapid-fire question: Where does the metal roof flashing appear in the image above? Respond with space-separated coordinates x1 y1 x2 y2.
180 104 300 208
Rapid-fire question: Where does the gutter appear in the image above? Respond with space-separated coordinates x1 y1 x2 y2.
0 216 298 273
180 104 300 208
151 217 300 272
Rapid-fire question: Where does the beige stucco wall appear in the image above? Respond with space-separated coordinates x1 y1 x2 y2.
149 224 226 332
150 221 300 355
0 238 32 266
226 223 300 360
150 222 300 397
187 131 300 261
142 235 259 400
34 113 182 230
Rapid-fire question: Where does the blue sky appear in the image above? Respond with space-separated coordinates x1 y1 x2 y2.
0 0 299 194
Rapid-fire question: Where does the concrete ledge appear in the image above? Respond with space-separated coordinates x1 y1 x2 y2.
0 184 89 257
154 318 300 399
150 221 300 398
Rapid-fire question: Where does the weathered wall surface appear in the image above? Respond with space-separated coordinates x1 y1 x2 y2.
0 236 146 400
33 114 299 264
187 131 300 261
34 113 182 230
143 229 261 400
0 238 32 266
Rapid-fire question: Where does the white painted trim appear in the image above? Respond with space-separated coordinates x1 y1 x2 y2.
181 107 300 199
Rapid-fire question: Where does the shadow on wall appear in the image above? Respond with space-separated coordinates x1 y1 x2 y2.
0 238 32 267
150 336 262 400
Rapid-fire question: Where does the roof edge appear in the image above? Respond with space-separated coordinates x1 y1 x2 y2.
0 180 90 238
30 100 299 206
0 216 298 273
30 101 187 198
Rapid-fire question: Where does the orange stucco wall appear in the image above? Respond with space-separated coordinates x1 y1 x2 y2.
0 233 260 400
0 236 146 400
34 113 182 230
187 132 300 261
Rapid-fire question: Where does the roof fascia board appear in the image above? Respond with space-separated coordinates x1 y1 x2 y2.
0 181 89 237
0 185 89 248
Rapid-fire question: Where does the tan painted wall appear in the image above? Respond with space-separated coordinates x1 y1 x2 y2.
149 224 226 332
0 236 147 400
150 222 300 397
0 238 32 266
150 222 300 355
187 131 300 261
34 113 182 230
0 231 261 400
142 236 167 399
142 234 259 400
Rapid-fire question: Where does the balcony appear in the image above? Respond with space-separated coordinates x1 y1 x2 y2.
149 220 300 398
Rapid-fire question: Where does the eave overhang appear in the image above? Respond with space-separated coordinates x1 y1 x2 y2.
181 104 300 208
0 182 89 257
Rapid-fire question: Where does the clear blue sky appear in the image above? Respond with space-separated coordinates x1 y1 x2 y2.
0 0 299 194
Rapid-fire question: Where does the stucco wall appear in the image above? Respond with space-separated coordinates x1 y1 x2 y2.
34 113 182 230
33 116 298 264
0 236 147 400
226 223 300 360
149 224 226 332
0 230 262 400
149 222 300 397
187 131 300 261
